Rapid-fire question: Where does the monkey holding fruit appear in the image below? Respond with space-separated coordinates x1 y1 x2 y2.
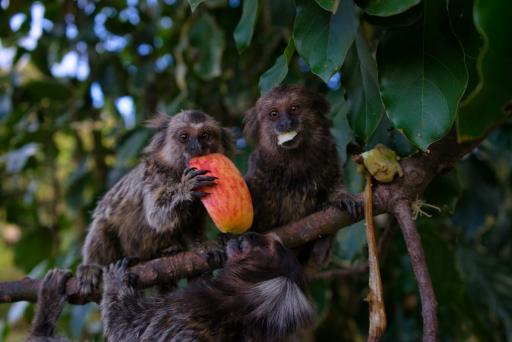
101 232 314 341
77 110 234 295
244 85 362 268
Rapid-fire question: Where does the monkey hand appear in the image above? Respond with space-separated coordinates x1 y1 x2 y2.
330 193 364 221
76 264 102 296
102 258 139 294
181 167 218 200
40 269 72 308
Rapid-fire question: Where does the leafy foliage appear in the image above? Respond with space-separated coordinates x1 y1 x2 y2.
0 0 510 340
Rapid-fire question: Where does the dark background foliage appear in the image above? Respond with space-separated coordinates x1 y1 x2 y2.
0 0 510 340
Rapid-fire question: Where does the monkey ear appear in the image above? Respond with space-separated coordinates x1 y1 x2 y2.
243 107 260 143
221 127 236 154
145 113 172 131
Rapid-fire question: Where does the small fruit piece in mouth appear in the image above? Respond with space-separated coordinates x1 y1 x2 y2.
277 131 298 145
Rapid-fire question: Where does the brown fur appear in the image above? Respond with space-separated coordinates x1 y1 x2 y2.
244 85 361 268
101 232 314 342
26 269 71 342
77 110 234 295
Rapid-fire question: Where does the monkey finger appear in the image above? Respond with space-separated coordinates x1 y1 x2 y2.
184 167 197 175
195 176 218 182
192 191 210 198
188 169 211 178
194 180 217 189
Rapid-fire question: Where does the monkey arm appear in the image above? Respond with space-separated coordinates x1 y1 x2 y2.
101 261 154 342
143 167 214 233
143 181 193 233
81 220 123 265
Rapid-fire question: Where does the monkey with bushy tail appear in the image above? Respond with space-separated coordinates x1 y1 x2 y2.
101 232 315 342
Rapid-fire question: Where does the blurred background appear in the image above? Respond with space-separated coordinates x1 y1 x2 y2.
0 0 511 341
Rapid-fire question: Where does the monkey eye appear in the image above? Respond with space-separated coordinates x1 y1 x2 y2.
269 110 279 119
178 132 189 143
201 131 210 139
290 105 299 112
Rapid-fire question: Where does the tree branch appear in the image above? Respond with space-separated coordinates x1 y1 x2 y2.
393 200 437 342
0 123 503 342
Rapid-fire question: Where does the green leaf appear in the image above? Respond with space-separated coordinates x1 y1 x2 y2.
327 89 354 163
457 1 512 140
233 0 260 53
22 80 72 101
258 39 295 94
293 0 359 82
365 0 421 17
378 0 467 150
14 229 53 271
342 32 384 141
188 0 206 12
188 13 225 80
314 0 340 13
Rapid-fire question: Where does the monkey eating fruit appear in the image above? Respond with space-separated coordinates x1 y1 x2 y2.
77 110 234 296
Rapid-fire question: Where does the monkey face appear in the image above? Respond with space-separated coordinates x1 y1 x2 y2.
244 85 332 152
146 110 234 169
226 232 305 285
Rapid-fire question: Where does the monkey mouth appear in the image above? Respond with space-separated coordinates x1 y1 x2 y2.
277 131 299 147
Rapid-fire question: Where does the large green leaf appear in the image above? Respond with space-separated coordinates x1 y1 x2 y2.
188 14 225 80
364 0 421 17
293 0 359 82
342 32 384 142
378 0 467 150
258 39 295 94
457 1 512 140
233 0 260 53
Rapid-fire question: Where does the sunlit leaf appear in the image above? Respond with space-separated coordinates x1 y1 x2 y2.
293 0 359 82
378 0 467 150
234 0 260 53
258 39 295 94
343 32 384 141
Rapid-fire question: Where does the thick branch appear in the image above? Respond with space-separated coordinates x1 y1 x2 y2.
0 126 498 306
394 200 437 342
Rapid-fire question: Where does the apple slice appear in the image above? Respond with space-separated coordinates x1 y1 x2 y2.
189 153 253 234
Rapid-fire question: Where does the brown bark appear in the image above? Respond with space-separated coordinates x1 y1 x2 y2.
0 124 503 340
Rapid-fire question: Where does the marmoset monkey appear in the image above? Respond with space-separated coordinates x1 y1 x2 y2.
101 232 314 342
26 269 71 342
77 110 234 295
244 85 362 268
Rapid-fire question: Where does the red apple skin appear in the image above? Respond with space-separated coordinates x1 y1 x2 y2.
189 153 253 234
